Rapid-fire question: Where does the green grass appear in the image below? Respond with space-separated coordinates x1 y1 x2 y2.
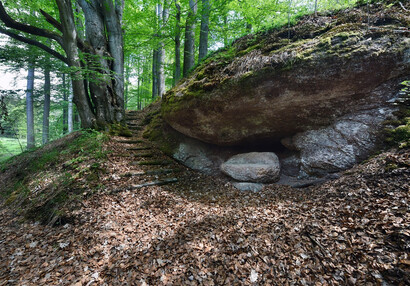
0 137 26 163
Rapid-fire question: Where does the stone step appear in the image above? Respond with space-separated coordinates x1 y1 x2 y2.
110 178 178 193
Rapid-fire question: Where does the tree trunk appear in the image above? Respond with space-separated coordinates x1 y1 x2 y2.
76 0 125 127
26 64 35 149
158 2 169 98
68 78 73 133
152 3 162 99
223 15 228 47
42 66 51 144
174 0 181 84
62 73 68 134
152 48 159 99
183 0 197 77
125 57 130 110
198 0 210 62
56 0 96 129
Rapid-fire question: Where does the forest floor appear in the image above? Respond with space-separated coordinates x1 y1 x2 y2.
0 111 409 285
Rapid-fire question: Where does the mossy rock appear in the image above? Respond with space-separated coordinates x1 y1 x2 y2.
161 2 409 146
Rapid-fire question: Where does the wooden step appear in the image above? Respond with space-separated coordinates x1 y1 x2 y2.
128 126 142 130
121 169 181 177
134 153 154 158
110 178 178 193
126 117 142 121
116 139 145 144
127 147 151 151
136 160 173 166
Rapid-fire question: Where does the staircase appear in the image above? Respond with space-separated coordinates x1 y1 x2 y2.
110 110 180 193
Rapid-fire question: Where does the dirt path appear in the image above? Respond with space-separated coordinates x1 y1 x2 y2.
0 111 409 285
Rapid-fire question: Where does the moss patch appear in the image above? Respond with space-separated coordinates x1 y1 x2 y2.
142 103 179 156
109 123 133 137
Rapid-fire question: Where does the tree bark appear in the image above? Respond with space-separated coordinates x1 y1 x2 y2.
26 64 35 149
174 0 181 84
183 0 197 77
42 66 51 144
198 0 210 62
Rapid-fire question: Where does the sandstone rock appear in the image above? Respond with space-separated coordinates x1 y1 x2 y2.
221 152 280 183
163 16 409 146
232 182 264 192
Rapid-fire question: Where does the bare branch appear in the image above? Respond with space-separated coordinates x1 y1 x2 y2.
0 1 64 47
0 26 69 64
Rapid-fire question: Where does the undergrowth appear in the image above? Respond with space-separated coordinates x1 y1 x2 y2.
0 130 109 225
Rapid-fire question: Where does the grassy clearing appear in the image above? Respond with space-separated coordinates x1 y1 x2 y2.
0 137 26 163
0 130 110 225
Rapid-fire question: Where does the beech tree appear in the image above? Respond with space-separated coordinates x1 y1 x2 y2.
0 0 125 130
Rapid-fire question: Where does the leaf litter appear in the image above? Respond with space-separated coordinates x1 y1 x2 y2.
0 134 408 285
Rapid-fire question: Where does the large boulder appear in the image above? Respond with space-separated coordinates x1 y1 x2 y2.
172 136 236 175
283 109 392 176
221 152 280 183
162 8 409 147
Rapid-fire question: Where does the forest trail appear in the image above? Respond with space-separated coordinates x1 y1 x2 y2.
0 111 409 285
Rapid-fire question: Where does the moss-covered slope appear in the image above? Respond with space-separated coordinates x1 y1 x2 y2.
0 131 109 225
